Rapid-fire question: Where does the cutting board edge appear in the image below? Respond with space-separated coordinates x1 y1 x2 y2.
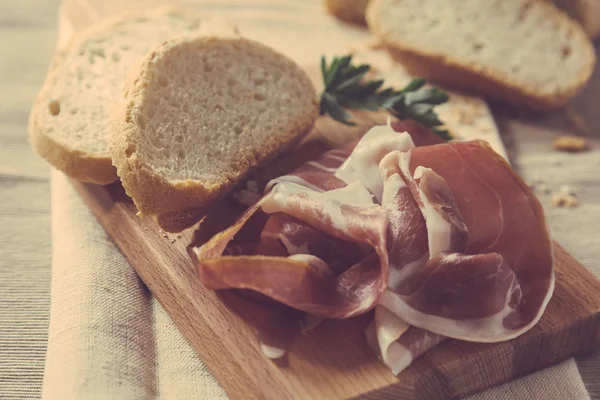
349 305 600 400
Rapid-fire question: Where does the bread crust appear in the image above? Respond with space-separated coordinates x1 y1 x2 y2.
366 0 596 109
110 37 318 232
29 121 119 184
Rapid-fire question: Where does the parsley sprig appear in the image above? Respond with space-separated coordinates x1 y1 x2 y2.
319 55 451 140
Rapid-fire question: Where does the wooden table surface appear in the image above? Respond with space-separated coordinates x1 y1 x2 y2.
0 0 599 399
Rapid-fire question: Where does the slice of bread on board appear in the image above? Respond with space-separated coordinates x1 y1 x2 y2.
29 6 237 184
110 37 318 232
325 0 370 25
367 0 596 109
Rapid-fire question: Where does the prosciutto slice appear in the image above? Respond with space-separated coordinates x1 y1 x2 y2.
193 181 389 318
189 119 553 374
378 140 554 342
365 306 445 375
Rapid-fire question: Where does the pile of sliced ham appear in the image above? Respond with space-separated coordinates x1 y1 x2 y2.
189 120 554 374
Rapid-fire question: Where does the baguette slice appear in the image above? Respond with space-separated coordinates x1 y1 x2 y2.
367 0 596 109
324 0 370 25
110 37 318 232
29 6 237 184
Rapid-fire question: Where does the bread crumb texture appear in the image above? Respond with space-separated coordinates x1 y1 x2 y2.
553 135 590 152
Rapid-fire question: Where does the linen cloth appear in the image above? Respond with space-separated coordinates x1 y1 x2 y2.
39 0 598 398
43 171 227 399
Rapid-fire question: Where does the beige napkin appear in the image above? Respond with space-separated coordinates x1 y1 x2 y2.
42 172 593 400
43 170 226 399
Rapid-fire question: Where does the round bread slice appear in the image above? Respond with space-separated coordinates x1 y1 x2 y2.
110 37 318 232
366 0 596 109
29 6 237 184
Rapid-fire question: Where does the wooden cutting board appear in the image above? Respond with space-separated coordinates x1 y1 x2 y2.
71 142 600 400
59 0 600 399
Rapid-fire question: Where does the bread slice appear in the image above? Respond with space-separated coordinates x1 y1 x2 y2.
110 37 318 232
366 0 596 109
29 6 237 184
324 0 370 25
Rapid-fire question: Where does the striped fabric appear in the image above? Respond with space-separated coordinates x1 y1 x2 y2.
0 0 60 398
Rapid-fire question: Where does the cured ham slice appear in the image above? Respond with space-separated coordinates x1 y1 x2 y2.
191 179 390 319
192 120 441 320
379 141 554 342
335 124 417 202
371 144 467 374
265 148 349 193
256 213 368 275
246 119 445 196
189 119 553 374
365 306 445 375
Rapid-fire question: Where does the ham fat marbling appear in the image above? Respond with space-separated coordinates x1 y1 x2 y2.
189 120 554 374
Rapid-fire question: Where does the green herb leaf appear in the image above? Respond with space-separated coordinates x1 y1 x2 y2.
434 127 453 141
319 55 396 125
404 87 449 106
400 77 426 92
318 55 452 141
320 92 356 126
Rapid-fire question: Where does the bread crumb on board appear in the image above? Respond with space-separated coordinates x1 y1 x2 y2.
529 179 582 208
161 231 181 243
551 185 580 208
553 135 590 152
552 193 579 208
